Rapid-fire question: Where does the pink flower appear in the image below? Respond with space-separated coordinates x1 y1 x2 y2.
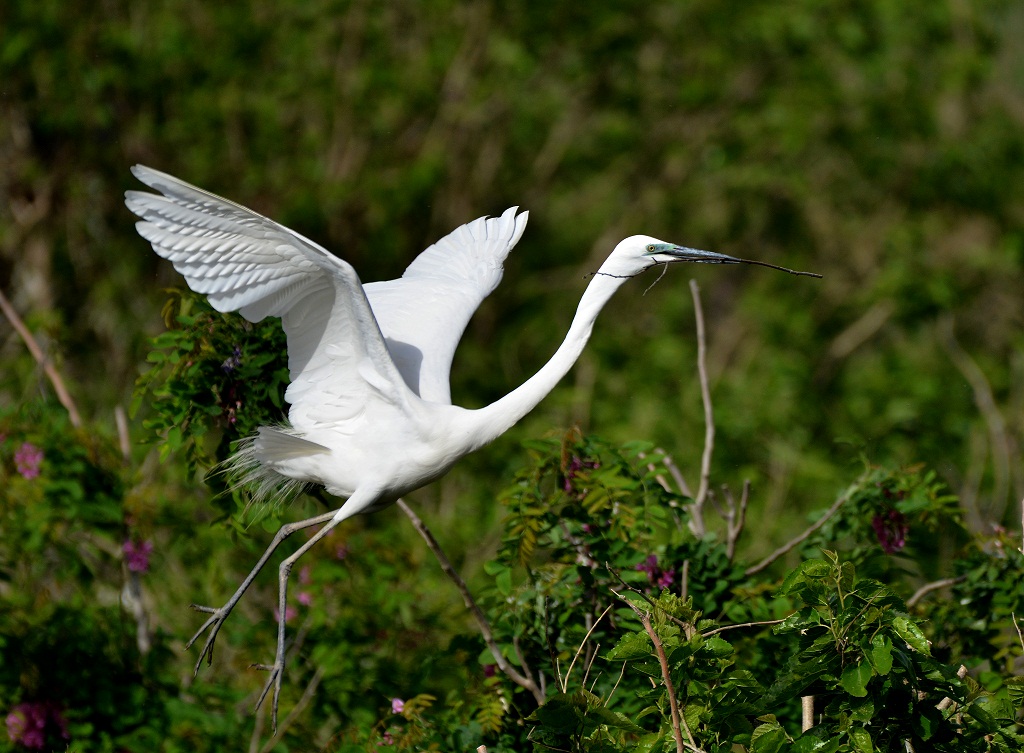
335 543 349 561
298 565 312 585
391 698 404 714
14 443 43 480
274 605 297 624
123 539 154 573
297 591 312 606
5 702 68 749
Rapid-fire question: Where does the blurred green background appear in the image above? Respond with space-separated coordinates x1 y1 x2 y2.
1 0 1022 749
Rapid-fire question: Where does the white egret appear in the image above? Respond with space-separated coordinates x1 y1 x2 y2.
126 165 819 728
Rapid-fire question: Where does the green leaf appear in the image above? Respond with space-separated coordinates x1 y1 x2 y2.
702 635 735 658
911 705 941 740
495 567 512 596
531 695 581 734
587 705 645 733
606 631 652 661
892 614 931 656
869 634 893 676
751 722 788 753
841 660 872 697
849 727 873 753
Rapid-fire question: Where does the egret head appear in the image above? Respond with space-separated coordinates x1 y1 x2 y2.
598 235 822 280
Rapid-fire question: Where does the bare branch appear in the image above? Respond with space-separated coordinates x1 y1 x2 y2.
701 619 785 638
612 590 698 753
114 405 131 463
639 449 693 499
745 481 860 576
397 499 545 704
935 665 968 713
660 451 694 499
688 280 714 538
561 603 613 693
0 288 82 427
724 480 751 561
906 576 967 609
939 316 1011 526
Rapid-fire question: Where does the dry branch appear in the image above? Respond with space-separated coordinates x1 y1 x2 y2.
0 288 82 427
745 480 861 576
688 280 714 538
397 499 545 704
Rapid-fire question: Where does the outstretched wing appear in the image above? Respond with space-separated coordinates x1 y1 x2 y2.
364 207 528 404
125 165 414 430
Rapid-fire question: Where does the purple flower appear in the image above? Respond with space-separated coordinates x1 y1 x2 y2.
483 664 496 678
391 698 404 714
298 565 312 585
221 345 242 373
656 569 676 589
297 591 312 607
123 539 154 573
5 702 68 750
335 543 349 561
872 509 909 554
636 554 677 591
14 443 43 480
562 455 599 494
635 554 659 575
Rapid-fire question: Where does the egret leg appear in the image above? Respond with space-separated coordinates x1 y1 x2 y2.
186 510 338 675
253 512 350 733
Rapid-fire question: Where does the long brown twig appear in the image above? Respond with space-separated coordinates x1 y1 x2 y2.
744 477 862 576
906 576 967 609
396 499 545 704
0 288 82 427
611 589 702 753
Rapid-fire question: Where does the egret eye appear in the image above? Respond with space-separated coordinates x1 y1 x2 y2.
646 244 656 252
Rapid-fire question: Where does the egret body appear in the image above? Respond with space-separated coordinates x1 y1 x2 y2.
126 166 818 728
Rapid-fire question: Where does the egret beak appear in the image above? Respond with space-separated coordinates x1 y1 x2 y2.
648 243 822 278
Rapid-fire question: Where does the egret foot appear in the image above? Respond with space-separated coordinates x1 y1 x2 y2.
184 603 231 676
253 658 285 734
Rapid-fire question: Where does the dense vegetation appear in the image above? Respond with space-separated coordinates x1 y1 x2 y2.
1 1 1022 750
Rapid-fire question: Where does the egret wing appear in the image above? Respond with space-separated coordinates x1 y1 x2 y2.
364 207 528 404
125 165 413 429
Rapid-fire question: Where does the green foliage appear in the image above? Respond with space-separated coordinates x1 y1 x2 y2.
466 436 1022 752
133 292 289 471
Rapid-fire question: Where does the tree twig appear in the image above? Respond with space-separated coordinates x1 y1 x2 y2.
906 576 967 608
658 449 694 499
612 590 695 753
0 288 82 427
397 499 545 704
935 665 968 713
688 280 713 538
701 619 785 638
561 603 613 693
745 480 861 576
724 480 751 561
939 316 1011 527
